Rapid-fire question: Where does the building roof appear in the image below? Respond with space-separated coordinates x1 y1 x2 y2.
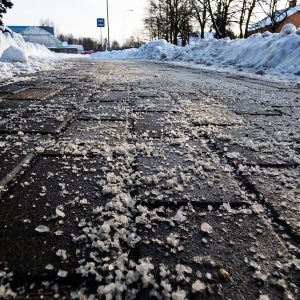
8 26 54 35
21 27 62 48
249 4 300 32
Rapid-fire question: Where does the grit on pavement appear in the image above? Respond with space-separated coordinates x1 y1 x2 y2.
0 60 299 299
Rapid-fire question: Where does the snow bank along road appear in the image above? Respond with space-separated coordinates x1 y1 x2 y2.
0 60 299 299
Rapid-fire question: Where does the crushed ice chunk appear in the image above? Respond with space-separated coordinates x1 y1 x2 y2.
35 146 45 154
57 270 68 277
56 207 65 218
200 222 213 235
171 289 187 300
172 208 186 223
56 249 68 260
167 233 180 247
35 225 50 233
136 259 154 286
258 295 270 300
192 280 206 293
54 230 64 236
251 203 264 214
45 264 54 270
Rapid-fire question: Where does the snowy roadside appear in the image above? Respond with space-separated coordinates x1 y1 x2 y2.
0 27 82 82
91 24 300 81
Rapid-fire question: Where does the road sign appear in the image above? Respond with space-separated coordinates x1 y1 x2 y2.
97 18 105 28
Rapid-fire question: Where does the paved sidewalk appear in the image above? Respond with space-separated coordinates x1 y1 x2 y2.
0 60 299 299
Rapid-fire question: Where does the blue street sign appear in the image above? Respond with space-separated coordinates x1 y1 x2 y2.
97 18 105 27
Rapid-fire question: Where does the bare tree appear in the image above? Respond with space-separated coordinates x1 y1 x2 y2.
257 0 290 32
0 0 13 26
238 0 257 37
190 0 209 38
144 0 164 40
144 0 194 45
123 36 144 48
111 40 120 50
40 18 54 27
189 0 237 38
39 18 60 35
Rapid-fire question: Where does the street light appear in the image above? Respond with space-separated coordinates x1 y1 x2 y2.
106 0 110 50
122 9 134 47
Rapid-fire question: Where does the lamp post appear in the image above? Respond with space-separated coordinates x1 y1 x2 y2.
122 9 134 47
106 0 110 50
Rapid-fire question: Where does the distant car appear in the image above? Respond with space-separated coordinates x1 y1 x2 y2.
82 50 94 55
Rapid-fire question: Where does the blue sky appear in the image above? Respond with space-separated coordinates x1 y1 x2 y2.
3 0 147 43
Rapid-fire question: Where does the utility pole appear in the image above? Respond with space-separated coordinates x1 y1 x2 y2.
106 0 110 50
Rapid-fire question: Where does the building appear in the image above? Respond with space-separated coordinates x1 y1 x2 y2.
248 1 300 36
8 25 62 48
8 25 54 35
22 27 62 48
8 25 84 54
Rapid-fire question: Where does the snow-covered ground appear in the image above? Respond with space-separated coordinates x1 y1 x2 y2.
91 24 300 77
0 27 63 80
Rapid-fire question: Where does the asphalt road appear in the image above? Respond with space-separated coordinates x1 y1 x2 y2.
0 60 299 299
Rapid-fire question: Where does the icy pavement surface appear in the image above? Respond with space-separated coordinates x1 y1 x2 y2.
0 60 299 299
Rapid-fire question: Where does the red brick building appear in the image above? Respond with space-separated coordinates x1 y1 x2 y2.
248 1 300 36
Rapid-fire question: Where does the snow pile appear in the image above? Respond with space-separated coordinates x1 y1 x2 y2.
0 26 60 79
91 24 300 76
1 46 28 63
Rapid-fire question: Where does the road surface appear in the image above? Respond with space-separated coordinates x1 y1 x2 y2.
0 60 299 299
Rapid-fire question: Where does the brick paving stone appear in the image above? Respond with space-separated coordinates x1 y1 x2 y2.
233 104 282 116
241 166 300 236
30 83 70 91
243 115 300 130
49 120 128 155
133 97 175 112
77 102 127 121
58 85 95 98
135 208 298 299
17 79 47 86
0 84 27 94
0 115 68 134
4 88 59 101
0 134 35 188
186 104 244 127
134 91 162 98
108 85 128 92
0 156 108 277
0 100 35 117
199 126 299 166
134 140 247 205
100 91 129 102
133 112 186 138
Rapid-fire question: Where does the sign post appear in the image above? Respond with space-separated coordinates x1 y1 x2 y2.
97 18 105 51
97 18 105 28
